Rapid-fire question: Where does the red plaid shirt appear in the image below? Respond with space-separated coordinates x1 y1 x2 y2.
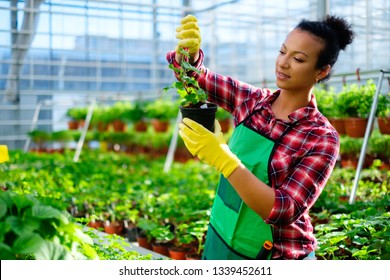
167 50 339 259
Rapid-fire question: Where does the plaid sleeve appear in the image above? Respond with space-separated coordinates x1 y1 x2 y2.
266 131 339 226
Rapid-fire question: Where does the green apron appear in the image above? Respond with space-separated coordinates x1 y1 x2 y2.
203 123 274 260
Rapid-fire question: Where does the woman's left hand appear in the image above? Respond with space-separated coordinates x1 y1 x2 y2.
179 118 240 178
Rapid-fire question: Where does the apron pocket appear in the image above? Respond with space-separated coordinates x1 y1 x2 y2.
217 175 242 213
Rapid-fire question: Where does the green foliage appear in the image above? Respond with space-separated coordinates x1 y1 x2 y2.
163 48 208 107
2 149 389 260
66 107 88 121
339 136 364 157
376 92 390 117
313 86 341 118
91 105 112 124
108 102 132 122
313 165 390 260
315 211 390 260
124 101 148 122
215 106 231 120
145 98 177 121
335 80 376 118
0 191 98 260
51 130 73 143
83 229 153 260
28 130 51 148
369 133 390 158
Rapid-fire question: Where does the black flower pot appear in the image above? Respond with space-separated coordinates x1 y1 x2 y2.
180 103 218 132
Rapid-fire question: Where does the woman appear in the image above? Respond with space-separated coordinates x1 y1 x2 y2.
167 14 355 260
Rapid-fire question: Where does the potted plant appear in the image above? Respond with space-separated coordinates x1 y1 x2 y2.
150 225 174 257
103 203 125 235
66 107 88 130
124 101 149 132
314 86 346 135
91 106 111 132
339 136 373 169
51 130 73 152
369 134 390 170
145 98 176 133
335 81 375 138
163 47 218 132
136 218 159 250
376 92 390 134
28 129 51 152
168 223 194 260
185 220 208 260
108 102 132 132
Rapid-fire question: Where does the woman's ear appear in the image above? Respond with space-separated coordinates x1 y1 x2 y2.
316 65 331 81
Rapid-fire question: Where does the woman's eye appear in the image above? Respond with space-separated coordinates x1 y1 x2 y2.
294 57 304 62
279 50 285 55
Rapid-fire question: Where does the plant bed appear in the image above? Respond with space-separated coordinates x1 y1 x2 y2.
2 150 389 260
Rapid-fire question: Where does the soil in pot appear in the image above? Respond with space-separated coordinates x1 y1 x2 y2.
180 103 218 132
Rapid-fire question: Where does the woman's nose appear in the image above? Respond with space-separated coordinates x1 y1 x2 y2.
277 56 289 68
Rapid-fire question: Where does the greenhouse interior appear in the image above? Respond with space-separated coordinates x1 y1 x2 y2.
0 0 389 261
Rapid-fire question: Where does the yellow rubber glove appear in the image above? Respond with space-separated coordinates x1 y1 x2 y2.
0 145 9 163
175 14 201 54
179 118 241 178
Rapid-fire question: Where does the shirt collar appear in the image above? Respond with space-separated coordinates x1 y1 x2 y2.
264 90 319 124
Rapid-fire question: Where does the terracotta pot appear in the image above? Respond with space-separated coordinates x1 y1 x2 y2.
218 118 232 133
134 121 148 132
340 158 358 169
97 122 109 132
104 220 124 235
137 236 153 250
380 162 390 170
377 117 390 134
152 242 171 257
329 118 346 135
344 117 369 138
151 119 170 133
87 220 104 230
185 253 202 260
168 247 191 260
68 120 79 130
112 120 126 132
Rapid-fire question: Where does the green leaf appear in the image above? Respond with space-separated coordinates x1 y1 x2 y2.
0 203 6 219
0 192 14 209
5 216 40 236
0 243 15 260
12 232 45 255
11 193 36 213
0 221 11 243
34 239 72 260
31 204 69 224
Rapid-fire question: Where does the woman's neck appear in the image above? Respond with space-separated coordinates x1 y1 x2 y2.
271 90 311 121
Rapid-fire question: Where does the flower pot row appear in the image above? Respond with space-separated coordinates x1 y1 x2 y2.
330 117 390 138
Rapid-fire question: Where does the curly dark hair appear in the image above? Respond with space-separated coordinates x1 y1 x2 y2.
296 15 355 82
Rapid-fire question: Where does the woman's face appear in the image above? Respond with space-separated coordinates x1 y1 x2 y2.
275 28 325 93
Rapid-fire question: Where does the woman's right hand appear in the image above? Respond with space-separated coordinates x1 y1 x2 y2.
175 14 201 60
